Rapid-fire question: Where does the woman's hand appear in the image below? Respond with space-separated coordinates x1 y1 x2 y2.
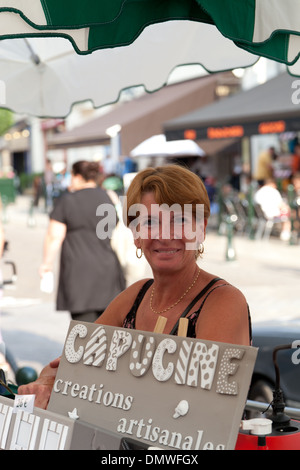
39 262 52 277
17 357 60 409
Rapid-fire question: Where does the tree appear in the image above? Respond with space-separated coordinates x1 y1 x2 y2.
0 108 14 136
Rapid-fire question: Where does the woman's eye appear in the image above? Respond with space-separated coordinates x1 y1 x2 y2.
142 218 158 227
174 216 187 224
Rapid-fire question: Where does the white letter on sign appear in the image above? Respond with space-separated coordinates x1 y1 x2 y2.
152 338 177 381
216 348 244 395
83 326 107 367
106 330 132 371
65 324 88 363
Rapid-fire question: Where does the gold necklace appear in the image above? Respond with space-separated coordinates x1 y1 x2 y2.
149 268 201 315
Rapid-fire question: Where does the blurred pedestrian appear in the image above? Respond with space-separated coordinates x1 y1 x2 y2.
33 175 43 207
254 146 277 186
292 172 300 197
43 159 55 210
40 160 126 322
290 172 300 237
254 178 291 241
102 155 116 176
291 143 300 175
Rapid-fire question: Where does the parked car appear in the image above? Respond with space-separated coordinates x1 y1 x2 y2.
249 319 300 410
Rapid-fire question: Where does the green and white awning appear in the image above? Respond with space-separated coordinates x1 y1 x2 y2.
0 0 300 117
1 0 300 69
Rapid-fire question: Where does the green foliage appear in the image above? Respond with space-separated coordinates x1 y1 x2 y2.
0 108 14 136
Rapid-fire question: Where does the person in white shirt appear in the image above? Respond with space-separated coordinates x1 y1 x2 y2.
254 179 291 240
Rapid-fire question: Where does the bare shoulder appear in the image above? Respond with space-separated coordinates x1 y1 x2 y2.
95 278 152 327
205 281 249 317
196 281 250 345
213 282 247 305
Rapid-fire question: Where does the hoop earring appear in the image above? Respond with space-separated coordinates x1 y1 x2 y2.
136 247 143 259
196 243 204 258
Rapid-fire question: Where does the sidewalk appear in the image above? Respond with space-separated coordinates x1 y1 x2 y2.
202 227 300 323
0 195 299 372
0 196 70 371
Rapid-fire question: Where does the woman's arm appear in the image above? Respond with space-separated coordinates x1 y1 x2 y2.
40 219 66 276
18 280 147 409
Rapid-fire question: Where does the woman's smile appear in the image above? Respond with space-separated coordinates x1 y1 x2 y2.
153 248 180 256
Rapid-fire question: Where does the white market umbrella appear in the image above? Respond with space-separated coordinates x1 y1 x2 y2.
1 1 300 117
130 134 205 158
0 22 257 118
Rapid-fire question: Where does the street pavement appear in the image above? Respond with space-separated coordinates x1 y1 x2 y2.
0 195 300 374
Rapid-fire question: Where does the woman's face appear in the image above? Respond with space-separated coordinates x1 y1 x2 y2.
133 192 206 273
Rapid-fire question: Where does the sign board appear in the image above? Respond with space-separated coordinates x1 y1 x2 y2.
0 395 123 450
48 321 257 450
166 116 300 142
0 395 76 450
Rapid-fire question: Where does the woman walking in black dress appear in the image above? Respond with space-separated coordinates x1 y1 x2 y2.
40 160 125 322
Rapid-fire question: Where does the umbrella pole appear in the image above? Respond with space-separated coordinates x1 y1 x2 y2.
23 39 40 65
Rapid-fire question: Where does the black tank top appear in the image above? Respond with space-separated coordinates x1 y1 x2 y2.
122 278 252 342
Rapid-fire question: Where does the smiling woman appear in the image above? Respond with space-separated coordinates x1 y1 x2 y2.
18 164 252 410
109 165 251 344
125 166 209 271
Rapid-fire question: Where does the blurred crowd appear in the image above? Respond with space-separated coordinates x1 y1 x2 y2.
26 141 300 248
215 143 300 243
